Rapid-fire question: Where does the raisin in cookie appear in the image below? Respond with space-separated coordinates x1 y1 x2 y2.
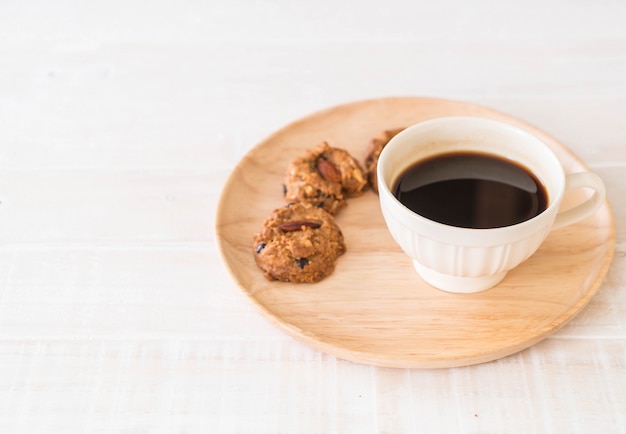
253 202 346 283
365 128 405 193
284 141 367 214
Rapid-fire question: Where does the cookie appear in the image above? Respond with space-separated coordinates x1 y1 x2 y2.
283 141 367 214
253 202 346 283
365 128 405 193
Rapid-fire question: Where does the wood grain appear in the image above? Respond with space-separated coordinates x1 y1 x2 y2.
216 97 616 368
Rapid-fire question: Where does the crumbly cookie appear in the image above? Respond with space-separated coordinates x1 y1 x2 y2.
253 202 346 283
365 128 405 193
283 141 367 214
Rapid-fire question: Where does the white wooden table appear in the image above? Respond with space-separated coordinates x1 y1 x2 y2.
1 0 625 432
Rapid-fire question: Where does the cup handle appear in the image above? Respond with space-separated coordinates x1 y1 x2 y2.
552 172 606 230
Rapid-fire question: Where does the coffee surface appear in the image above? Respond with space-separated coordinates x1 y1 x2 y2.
392 152 548 229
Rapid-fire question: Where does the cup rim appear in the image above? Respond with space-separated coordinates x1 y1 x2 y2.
377 116 566 235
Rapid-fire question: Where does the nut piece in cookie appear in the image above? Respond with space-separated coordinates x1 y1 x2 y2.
365 128 405 193
253 203 346 283
284 141 368 214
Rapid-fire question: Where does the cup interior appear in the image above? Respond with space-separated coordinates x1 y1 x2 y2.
378 117 565 213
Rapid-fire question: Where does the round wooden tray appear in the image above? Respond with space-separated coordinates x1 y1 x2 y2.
215 97 615 369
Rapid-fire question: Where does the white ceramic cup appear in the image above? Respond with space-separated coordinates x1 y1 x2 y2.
377 116 606 293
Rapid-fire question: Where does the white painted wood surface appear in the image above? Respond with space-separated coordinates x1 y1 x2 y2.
0 0 625 432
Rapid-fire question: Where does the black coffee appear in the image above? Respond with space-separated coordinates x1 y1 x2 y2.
392 152 548 229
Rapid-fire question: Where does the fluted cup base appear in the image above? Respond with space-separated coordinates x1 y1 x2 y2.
413 261 507 293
